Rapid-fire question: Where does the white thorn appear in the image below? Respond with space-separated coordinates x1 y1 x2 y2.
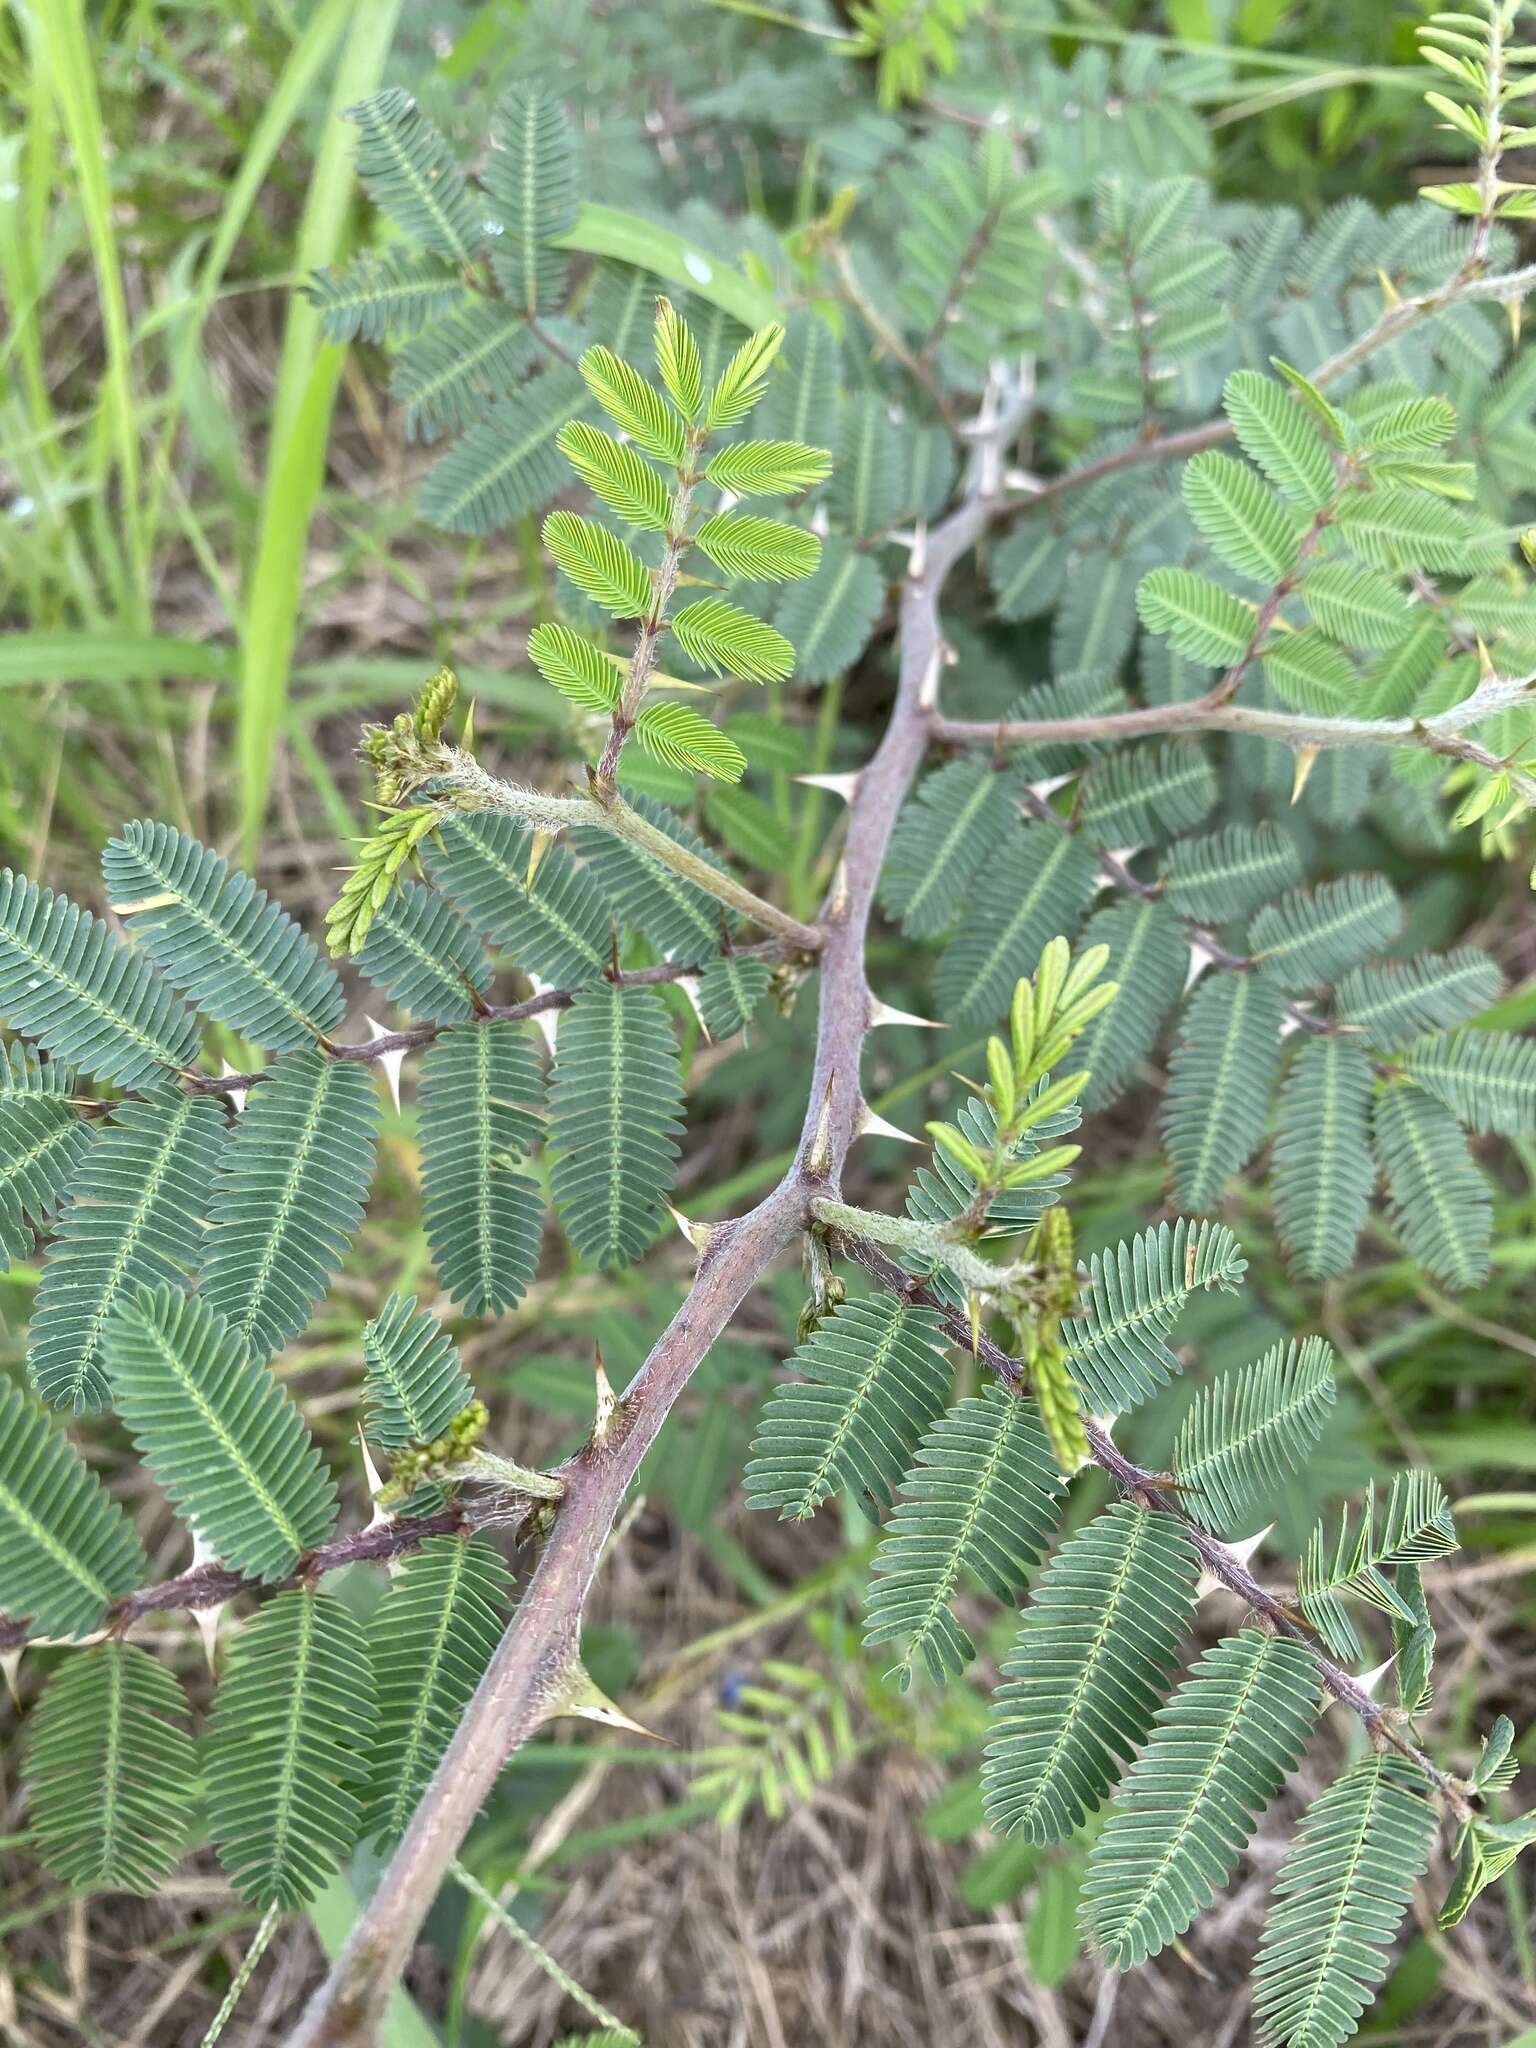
868 998 942 1031
918 643 944 709
673 974 711 1040
665 1202 713 1253
1183 939 1215 994
218 1060 250 1114
1026 772 1076 802
188 1530 226 1669
1091 1412 1120 1438
859 1104 923 1145
906 520 928 578
593 1347 618 1442
0 1647 22 1709
794 771 860 804
357 1433 398 1548
526 977 561 1056
1196 1524 1273 1603
1279 1010 1308 1041
1354 1655 1396 1703
365 1018 408 1114
826 858 851 919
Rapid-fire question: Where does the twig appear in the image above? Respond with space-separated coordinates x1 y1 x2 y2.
287 373 1033 2048
827 1230 1472 1818
0 1496 511 1651
1011 257 1536 514
932 671 1536 803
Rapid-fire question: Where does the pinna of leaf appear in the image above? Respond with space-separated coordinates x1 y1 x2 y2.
526 296 828 785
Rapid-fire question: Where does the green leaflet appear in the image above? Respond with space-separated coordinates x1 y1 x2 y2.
425 811 610 987
0 868 200 1089
879 758 1018 940
1063 1216 1247 1415
1374 1082 1491 1289
390 302 539 443
103 821 345 1051
362 1537 511 1848
1173 1337 1338 1533
483 85 579 315
1249 876 1402 992
354 878 493 1024
745 1296 952 1521
831 390 900 538
362 1293 476 1451
1158 822 1302 923
670 598 794 685
0 1095 91 1268
982 1503 1200 1843
200 1053 380 1363
1335 949 1500 1049
1404 1028 1536 1135
1054 550 1139 674
698 954 770 1038
1303 561 1409 649
0 1377 147 1636
107 1285 338 1580
1059 898 1186 1109
1182 448 1303 584
863 1385 1064 1686
28 1087 226 1413
1253 1757 1437 2048
774 538 884 684
549 984 683 1269
1135 567 1255 666
25 1643 197 1893
205 1590 378 1910
1225 366 1335 508
991 521 1071 622
933 823 1098 1023
345 88 482 262
1273 1036 1376 1280
1162 973 1284 1210
1077 739 1216 846
418 368 588 535
418 1022 544 1315
307 247 463 345
1084 1632 1319 1968
1298 1470 1458 1660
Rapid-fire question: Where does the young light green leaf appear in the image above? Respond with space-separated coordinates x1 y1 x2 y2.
670 597 794 682
542 511 652 618
693 513 821 583
556 421 671 530
527 621 623 714
704 323 784 431
633 702 747 781
705 440 832 497
578 344 686 464
654 296 703 418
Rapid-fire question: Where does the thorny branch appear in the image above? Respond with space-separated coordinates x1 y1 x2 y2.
279 239 1536 2037
289 375 1035 2046
932 670 1536 805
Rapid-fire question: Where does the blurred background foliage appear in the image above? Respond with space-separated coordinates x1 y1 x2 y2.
2 2 1535 2042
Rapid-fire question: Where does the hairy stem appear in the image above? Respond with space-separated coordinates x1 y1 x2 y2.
933 671 1536 802
595 431 702 790
434 749 824 950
